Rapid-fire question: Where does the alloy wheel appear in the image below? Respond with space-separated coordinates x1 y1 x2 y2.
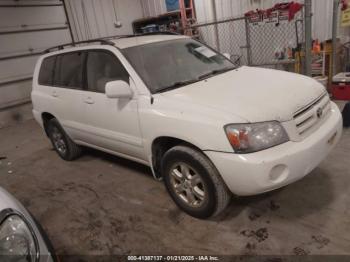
51 127 67 155
169 163 206 208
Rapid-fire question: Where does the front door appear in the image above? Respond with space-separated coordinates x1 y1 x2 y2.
79 50 144 160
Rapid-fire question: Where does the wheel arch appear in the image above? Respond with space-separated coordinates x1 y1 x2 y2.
41 112 56 136
151 136 204 179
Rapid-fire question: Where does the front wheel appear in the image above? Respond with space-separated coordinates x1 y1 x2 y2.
162 145 231 219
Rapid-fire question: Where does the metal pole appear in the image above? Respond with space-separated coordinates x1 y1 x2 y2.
245 18 252 66
304 0 312 76
191 16 246 28
62 0 75 43
211 0 220 52
332 0 340 77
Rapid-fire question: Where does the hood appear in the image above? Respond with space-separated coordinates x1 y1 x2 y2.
160 66 326 122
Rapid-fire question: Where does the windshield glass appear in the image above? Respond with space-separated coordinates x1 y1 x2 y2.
122 38 235 93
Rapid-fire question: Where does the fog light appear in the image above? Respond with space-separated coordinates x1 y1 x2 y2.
269 165 289 183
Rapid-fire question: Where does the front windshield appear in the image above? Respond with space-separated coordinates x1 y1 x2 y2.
122 38 235 93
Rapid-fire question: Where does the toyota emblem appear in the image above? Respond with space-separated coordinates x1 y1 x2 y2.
316 107 323 118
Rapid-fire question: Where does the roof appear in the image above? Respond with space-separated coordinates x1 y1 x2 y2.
111 34 188 49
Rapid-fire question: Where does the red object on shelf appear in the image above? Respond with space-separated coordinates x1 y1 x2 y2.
332 84 350 100
245 1 303 21
332 73 350 100
341 0 349 11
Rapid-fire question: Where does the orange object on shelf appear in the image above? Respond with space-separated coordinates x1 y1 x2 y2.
312 39 321 53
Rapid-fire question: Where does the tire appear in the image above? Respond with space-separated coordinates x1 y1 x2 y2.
47 118 82 161
162 145 231 219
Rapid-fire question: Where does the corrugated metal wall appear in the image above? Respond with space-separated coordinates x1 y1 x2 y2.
65 0 144 41
140 0 166 17
141 0 292 19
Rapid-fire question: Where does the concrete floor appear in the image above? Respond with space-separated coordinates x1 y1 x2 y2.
0 119 350 256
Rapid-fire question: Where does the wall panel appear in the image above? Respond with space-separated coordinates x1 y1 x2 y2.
65 0 143 41
141 0 166 17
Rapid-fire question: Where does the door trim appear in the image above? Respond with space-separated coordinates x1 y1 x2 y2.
75 140 150 166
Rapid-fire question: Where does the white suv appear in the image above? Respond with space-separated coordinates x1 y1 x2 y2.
32 33 342 218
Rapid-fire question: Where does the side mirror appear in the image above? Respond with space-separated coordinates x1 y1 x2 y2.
105 80 133 99
223 53 231 60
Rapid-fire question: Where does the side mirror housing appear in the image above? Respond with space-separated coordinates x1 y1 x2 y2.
223 53 231 60
105 80 133 99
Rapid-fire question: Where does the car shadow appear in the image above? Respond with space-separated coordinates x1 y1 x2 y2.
213 168 335 222
77 147 153 178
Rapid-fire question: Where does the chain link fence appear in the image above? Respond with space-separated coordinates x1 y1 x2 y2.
191 9 305 73
192 17 249 67
247 9 304 72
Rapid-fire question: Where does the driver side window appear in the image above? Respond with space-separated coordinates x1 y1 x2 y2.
86 51 129 93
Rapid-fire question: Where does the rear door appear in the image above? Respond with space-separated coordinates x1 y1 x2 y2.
34 55 58 122
50 51 87 140
78 50 144 160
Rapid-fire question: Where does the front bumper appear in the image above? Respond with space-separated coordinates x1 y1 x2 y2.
206 102 343 196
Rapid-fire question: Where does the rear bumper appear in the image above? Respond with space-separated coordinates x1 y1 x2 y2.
32 109 44 128
206 102 343 196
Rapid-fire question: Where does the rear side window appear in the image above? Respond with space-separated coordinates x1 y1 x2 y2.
38 56 56 86
86 51 129 93
54 52 85 89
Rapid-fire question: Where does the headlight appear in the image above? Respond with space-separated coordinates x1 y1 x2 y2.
225 121 289 153
0 214 38 261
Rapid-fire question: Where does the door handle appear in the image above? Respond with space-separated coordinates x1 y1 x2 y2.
52 91 58 97
84 97 95 104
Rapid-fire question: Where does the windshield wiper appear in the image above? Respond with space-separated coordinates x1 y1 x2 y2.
198 67 235 80
157 79 199 93
156 67 235 93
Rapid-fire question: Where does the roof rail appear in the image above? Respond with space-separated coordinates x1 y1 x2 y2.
44 38 116 53
136 31 181 36
102 31 181 40
44 31 182 53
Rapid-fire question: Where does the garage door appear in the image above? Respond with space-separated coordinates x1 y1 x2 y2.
0 0 72 111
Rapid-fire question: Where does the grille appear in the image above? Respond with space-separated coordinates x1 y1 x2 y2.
293 93 331 136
